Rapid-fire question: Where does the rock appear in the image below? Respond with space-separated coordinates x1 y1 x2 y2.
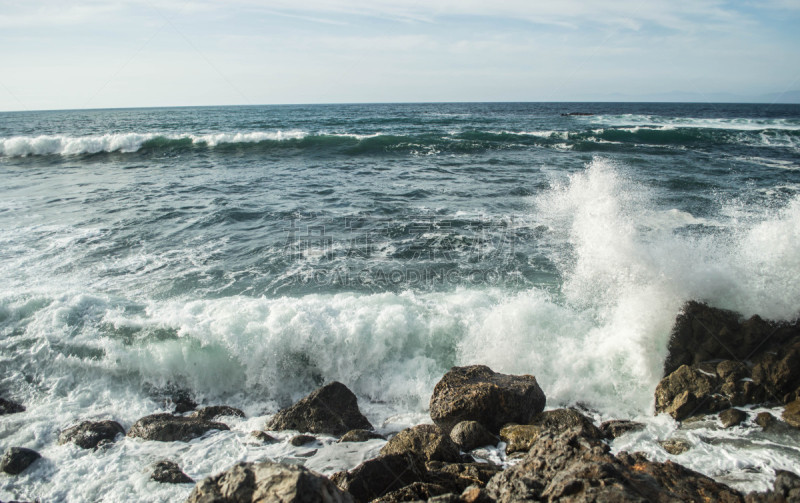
370 482 450 502
486 429 742 502
332 453 426 503
290 434 316 447
128 413 229 442
250 431 278 443
192 406 246 421
720 408 748 428
1 447 41 475
600 419 645 439
449 421 497 451
782 399 800 428
426 461 503 493
58 420 125 449
745 470 800 502
151 460 193 484
529 408 603 439
429 365 545 434
0 398 25 415
499 424 540 455
717 360 749 381
655 364 728 420
338 429 384 443
187 460 353 503
752 340 800 403
267 382 373 436
660 438 691 455
380 424 461 463
461 485 492 503
147 384 197 413
755 412 779 430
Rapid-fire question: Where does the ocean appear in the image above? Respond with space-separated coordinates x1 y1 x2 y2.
1 102 799 501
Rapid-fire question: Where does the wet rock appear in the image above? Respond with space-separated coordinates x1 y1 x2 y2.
151 460 193 484
529 408 603 439
187 460 352 503
460 485 493 503
58 420 125 449
720 408 748 428
0 398 25 415
192 406 245 421
755 412 779 430
147 384 197 413
380 424 461 463
426 461 503 493
499 424 540 455
250 431 278 443
429 365 545 434
1 447 41 475
449 421 497 451
782 399 800 428
267 382 373 436
752 340 800 403
660 438 691 455
655 364 728 420
370 482 450 502
338 429 384 443
745 470 800 502
290 434 316 447
332 452 426 503
600 419 645 439
486 429 742 502
128 413 229 442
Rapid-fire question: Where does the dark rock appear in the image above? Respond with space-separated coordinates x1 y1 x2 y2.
187 460 353 503
151 460 193 484
718 360 749 381
429 365 545 434
290 434 316 447
58 420 125 449
0 398 25 415
128 413 229 442
660 438 691 455
600 419 645 439
147 384 197 413
370 482 450 502
250 431 278 443
461 485 493 503
380 425 461 463
267 382 372 436
755 412 779 430
486 429 742 502
529 408 603 439
192 406 245 421
752 340 800 403
338 429 384 443
449 421 497 451
332 452 426 503
720 408 748 428
426 461 503 493
783 399 800 428
1 447 41 475
655 364 728 420
499 424 540 454
745 470 800 502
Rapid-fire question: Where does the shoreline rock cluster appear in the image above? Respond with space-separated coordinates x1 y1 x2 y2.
2 301 800 502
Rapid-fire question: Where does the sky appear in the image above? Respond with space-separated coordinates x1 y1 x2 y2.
1 0 799 111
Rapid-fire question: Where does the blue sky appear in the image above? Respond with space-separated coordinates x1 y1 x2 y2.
1 0 799 111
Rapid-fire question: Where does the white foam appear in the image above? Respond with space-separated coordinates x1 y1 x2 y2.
590 115 800 131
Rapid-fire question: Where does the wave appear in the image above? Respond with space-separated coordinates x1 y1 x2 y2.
589 114 800 131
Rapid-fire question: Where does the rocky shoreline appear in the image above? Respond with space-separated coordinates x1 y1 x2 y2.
2 301 800 502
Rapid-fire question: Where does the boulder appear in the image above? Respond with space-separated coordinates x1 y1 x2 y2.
192 406 246 421
425 461 503 493
529 408 603 439
783 399 800 428
290 434 316 447
720 408 748 428
655 364 728 420
267 382 373 436
448 421 497 451
486 429 742 502
151 460 194 484
58 420 125 449
0 397 25 415
745 470 800 502
1 447 41 475
599 419 645 439
338 429 384 443
380 425 461 463
429 365 545 434
370 482 450 502
250 431 278 443
660 439 691 455
186 461 352 503
755 412 779 430
499 424 541 455
128 413 229 442
332 452 426 503
752 340 800 403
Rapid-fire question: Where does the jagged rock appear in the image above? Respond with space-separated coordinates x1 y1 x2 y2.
449 421 497 451
600 419 645 439
720 408 748 428
660 439 691 455
192 406 246 421
755 412 779 430
250 431 278 443
370 482 450 502
783 399 800 428
128 413 229 442
460 485 492 503
148 384 197 413
380 425 461 463
426 461 503 493
486 429 742 502
529 408 603 439
429 365 545 434
745 470 800 502
290 434 316 447
151 460 193 484
58 420 125 449
332 452 426 503
655 364 729 420
267 382 373 436
752 340 800 403
186 460 352 502
1 447 41 475
338 429 384 443
0 398 25 415
499 424 540 454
